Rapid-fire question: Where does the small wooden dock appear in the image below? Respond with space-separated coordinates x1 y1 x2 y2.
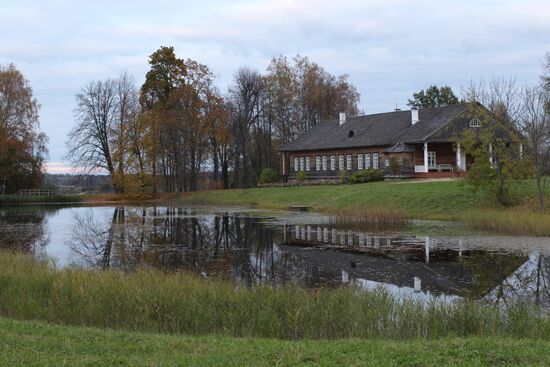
289 206 310 212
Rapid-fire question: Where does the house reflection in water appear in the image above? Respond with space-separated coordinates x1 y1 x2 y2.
285 224 528 300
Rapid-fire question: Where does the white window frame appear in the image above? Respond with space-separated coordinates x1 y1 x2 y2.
365 154 371 169
299 157 305 171
305 156 311 171
428 151 437 168
357 154 364 170
330 156 336 171
372 153 379 169
322 156 328 171
338 155 345 171
294 157 299 172
469 118 480 128
346 155 352 170
315 156 321 171
385 159 390 168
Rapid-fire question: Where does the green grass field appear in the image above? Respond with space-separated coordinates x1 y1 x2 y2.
180 180 550 235
1 318 549 366
0 194 82 206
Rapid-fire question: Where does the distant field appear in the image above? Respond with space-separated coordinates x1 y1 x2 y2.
1 318 549 366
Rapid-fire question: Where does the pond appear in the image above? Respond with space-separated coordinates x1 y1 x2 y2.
1 205 550 307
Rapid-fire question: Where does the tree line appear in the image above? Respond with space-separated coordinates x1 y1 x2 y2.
67 47 360 192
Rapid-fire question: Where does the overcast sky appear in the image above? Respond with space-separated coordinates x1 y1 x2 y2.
1 0 549 173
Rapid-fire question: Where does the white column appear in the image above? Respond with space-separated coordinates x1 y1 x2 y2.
414 277 422 292
423 142 429 173
489 144 493 166
456 143 462 172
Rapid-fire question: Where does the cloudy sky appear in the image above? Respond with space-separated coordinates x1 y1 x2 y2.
1 0 549 173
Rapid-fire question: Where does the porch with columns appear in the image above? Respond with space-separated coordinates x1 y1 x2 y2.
413 142 467 178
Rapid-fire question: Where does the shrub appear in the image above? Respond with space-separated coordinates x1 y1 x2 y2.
259 168 279 184
296 171 307 183
348 169 384 184
338 170 349 184
388 157 403 176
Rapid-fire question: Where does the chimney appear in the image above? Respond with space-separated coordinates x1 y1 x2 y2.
411 106 419 124
339 112 346 125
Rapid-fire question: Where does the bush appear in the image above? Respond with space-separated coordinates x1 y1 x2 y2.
348 169 384 184
338 170 349 183
388 157 403 176
259 168 279 184
296 171 307 183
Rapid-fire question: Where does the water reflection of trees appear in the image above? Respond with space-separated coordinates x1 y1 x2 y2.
67 207 311 285
485 254 550 308
0 207 56 256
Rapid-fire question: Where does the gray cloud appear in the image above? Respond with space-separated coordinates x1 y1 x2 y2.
1 0 548 168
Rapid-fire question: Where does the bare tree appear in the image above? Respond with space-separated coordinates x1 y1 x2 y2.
68 73 140 192
228 68 263 188
461 78 524 204
521 88 550 211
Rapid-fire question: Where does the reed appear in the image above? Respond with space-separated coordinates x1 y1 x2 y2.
0 252 548 341
461 209 550 236
330 207 408 229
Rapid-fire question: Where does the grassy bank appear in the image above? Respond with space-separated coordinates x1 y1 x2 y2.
180 180 550 235
1 252 548 340
2 318 550 366
0 194 82 206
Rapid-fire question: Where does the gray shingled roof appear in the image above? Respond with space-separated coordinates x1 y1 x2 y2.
384 142 416 153
280 103 472 152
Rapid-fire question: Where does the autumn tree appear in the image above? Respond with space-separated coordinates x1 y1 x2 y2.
67 73 140 192
520 87 550 211
459 78 524 205
0 63 47 194
408 85 460 108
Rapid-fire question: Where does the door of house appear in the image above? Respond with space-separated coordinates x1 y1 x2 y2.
428 151 437 169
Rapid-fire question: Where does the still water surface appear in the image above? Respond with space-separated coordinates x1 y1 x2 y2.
1 205 550 307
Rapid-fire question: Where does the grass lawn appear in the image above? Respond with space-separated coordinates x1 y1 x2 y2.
179 180 504 219
1 318 550 367
179 180 550 236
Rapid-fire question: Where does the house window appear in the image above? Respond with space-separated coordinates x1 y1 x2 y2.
357 154 364 170
305 157 311 171
372 153 379 169
428 151 437 168
330 156 336 170
299 157 305 171
294 157 299 172
322 156 328 171
365 154 371 169
469 118 480 128
316 156 321 171
385 159 390 168
338 155 345 170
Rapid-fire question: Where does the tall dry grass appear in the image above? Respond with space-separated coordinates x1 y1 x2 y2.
330 207 408 229
0 252 548 340
461 209 550 236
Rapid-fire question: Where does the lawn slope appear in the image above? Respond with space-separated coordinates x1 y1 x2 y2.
181 180 550 235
